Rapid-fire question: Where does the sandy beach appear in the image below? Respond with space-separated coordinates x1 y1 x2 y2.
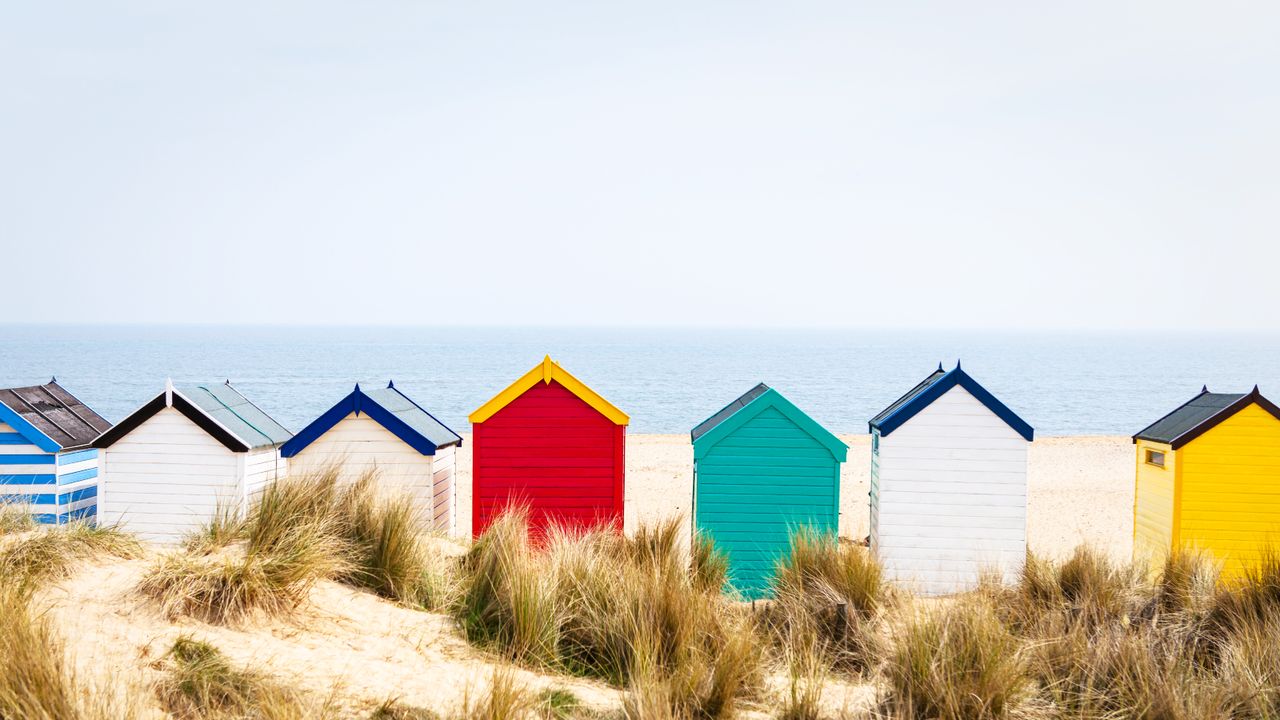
453 433 1136 562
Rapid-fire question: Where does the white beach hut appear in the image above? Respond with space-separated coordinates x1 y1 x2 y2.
0 380 112 524
92 380 292 543
868 363 1034 595
279 382 463 534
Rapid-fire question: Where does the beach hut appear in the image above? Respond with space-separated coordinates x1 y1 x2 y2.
1132 386 1280 580
279 382 463 534
869 363 1033 596
690 384 848 599
92 380 292 543
0 380 112 524
469 356 628 537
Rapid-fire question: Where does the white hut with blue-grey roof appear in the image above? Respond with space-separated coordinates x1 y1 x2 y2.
0 380 113 525
92 380 292 544
279 381 463 534
868 362 1033 596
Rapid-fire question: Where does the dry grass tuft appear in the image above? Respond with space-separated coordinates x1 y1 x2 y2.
0 587 144 719
140 466 458 622
766 527 886 673
0 503 36 534
883 599 1025 720
156 634 337 719
336 473 453 608
775 617 828 720
0 521 141 591
456 509 760 720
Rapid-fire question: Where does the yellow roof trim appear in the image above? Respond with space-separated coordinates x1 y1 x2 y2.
469 355 630 426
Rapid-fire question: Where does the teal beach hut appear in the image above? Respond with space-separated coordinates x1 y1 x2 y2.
690 384 848 598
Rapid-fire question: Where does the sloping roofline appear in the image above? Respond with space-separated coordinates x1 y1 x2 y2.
691 385 848 462
281 381 463 458
92 381 276 452
869 363 1034 442
469 356 629 425
1133 386 1280 450
690 383 771 443
0 380 111 452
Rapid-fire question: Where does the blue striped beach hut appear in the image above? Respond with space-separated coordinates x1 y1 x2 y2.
0 380 112 524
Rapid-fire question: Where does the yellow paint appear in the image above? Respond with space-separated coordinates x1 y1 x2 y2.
1175 402 1280 581
468 355 630 425
1133 439 1177 574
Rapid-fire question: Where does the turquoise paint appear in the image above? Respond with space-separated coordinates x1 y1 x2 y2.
691 389 847 599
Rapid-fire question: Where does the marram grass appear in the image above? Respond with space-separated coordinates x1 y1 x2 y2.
140 466 457 623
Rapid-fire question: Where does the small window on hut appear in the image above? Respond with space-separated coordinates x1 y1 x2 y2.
1145 449 1166 468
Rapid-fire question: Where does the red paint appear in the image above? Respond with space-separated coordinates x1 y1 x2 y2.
472 380 625 537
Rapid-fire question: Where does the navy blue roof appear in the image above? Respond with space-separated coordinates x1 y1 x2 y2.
869 364 1034 442
280 382 462 458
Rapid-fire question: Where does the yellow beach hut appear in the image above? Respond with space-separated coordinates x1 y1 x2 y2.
1133 386 1280 579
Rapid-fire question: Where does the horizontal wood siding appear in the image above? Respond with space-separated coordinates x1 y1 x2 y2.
0 423 99 524
243 448 285 503
432 445 456 535
288 412 435 517
472 380 624 537
695 406 840 599
1133 439 1176 573
0 421 59 522
100 407 240 544
875 385 1028 596
1177 403 1280 580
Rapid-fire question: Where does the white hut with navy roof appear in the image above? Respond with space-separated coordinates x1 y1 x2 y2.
279 381 463 534
0 380 112 524
92 380 292 544
868 362 1034 596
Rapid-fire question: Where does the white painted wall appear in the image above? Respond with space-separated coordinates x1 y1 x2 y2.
99 407 240 544
287 413 447 530
431 444 456 535
872 385 1028 595
244 447 286 502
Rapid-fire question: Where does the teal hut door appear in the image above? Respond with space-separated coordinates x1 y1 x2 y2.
690 385 848 599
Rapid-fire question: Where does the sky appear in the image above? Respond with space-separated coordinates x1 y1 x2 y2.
2 2 1278 330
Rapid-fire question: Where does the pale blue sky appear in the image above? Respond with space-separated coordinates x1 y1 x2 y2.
2 2 1277 329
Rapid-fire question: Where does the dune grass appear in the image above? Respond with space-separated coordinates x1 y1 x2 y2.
141 467 456 622
0 502 36 535
456 510 760 720
765 527 887 674
0 520 141 591
883 599 1025 720
157 634 338 719
0 587 144 720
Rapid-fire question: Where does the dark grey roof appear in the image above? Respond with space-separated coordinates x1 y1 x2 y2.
691 383 770 442
0 381 112 451
1134 390 1252 447
177 383 293 450
364 385 462 449
870 368 947 428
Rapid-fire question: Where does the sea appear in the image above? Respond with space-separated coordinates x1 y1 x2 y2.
3 325 1279 437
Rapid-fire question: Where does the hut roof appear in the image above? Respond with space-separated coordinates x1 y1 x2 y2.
281 381 462 458
0 381 112 452
93 381 291 452
869 363 1034 441
690 384 847 461
469 356 629 426
690 383 771 442
1133 386 1280 449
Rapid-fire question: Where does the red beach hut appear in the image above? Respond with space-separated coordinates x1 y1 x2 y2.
469 356 629 537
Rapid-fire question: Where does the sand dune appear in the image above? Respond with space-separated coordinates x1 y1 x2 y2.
35 434 1135 717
